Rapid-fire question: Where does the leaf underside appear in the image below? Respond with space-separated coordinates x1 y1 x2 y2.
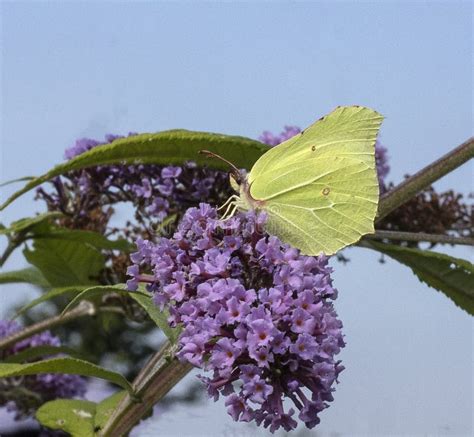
36 399 96 437
0 357 133 393
368 241 474 316
0 267 49 287
36 391 127 436
24 239 104 287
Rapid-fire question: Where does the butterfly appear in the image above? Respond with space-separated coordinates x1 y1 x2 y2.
202 106 383 256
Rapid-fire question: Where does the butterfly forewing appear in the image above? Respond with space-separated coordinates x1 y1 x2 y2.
248 106 383 256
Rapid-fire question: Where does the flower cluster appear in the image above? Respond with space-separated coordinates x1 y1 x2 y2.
0 320 86 419
127 204 345 432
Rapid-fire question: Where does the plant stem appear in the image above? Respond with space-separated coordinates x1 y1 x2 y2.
0 240 19 267
366 230 474 246
99 341 193 437
0 301 96 351
377 137 474 221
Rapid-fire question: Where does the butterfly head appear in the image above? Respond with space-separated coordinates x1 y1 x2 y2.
198 150 265 218
230 169 249 189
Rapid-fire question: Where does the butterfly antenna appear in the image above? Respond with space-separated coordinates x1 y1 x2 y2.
199 150 242 183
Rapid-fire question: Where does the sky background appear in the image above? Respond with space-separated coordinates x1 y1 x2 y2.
1 1 472 436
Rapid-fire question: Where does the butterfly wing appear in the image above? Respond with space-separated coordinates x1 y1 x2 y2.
248 106 383 255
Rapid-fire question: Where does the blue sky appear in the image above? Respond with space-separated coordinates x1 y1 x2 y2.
1 2 472 435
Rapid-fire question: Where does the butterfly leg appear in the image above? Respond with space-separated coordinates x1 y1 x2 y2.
218 194 239 211
220 199 236 219
221 202 239 220
221 197 242 219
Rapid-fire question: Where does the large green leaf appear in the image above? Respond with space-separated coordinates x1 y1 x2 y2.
1 130 269 210
2 345 86 363
0 266 49 287
36 391 127 436
36 399 97 437
0 357 133 393
0 212 63 236
24 239 104 287
368 242 474 315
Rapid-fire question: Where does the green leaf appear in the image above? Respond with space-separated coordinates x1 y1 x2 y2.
0 357 134 393
0 212 63 235
1 130 269 210
24 239 104 287
33 228 133 252
2 345 86 363
131 292 181 344
0 266 49 287
61 284 149 315
368 242 474 315
36 391 128 436
1 212 131 251
0 176 35 187
36 399 96 436
14 285 89 316
62 285 181 343
94 391 127 430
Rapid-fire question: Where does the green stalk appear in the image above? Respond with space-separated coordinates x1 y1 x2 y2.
377 137 473 221
366 230 474 246
0 301 95 351
99 341 193 436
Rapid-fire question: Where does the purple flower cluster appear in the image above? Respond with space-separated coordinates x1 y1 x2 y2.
127 204 345 432
0 320 86 420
